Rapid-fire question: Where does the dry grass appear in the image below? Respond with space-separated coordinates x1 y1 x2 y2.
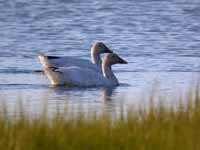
0 86 200 150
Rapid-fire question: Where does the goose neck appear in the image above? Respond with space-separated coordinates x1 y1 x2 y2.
102 62 118 84
91 51 101 67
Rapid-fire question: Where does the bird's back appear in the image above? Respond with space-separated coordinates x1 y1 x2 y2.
43 56 100 72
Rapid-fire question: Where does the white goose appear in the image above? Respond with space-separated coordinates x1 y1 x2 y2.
37 42 112 72
43 53 127 87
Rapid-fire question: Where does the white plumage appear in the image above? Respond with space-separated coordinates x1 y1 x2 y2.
41 53 127 87
37 42 112 72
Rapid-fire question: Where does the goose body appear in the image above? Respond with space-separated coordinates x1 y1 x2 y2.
44 66 112 87
43 53 127 87
38 42 112 72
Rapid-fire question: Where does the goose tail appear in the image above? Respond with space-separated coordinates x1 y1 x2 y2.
36 52 52 68
45 66 64 85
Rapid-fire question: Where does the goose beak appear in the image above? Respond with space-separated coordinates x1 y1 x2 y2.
118 57 128 64
105 46 113 53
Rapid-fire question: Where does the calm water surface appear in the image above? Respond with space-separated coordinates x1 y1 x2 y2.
0 0 200 113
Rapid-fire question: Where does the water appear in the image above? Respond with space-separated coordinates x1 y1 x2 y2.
0 0 200 114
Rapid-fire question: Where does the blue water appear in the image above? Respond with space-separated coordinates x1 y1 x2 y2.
0 0 200 113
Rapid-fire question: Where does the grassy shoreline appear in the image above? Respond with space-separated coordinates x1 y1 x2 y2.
0 87 200 150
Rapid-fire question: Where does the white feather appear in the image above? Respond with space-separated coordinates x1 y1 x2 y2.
43 53 127 87
38 42 112 73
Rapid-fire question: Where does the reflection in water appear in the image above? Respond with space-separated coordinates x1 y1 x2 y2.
100 87 118 116
51 86 116 101
51 86 117 103
100 86 116 101
47 86 119 114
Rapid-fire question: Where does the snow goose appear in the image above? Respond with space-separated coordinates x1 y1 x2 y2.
37 42 112 72
43 53 127 87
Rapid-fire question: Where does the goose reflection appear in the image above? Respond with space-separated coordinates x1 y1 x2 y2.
100 86 116 101
43 86 118 116
50 86 116 101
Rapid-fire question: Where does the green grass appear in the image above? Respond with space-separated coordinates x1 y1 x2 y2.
0 86 200 150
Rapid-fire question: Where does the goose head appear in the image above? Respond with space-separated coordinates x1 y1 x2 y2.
91 42 113 55
103 53 128 66
102 53 127 85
